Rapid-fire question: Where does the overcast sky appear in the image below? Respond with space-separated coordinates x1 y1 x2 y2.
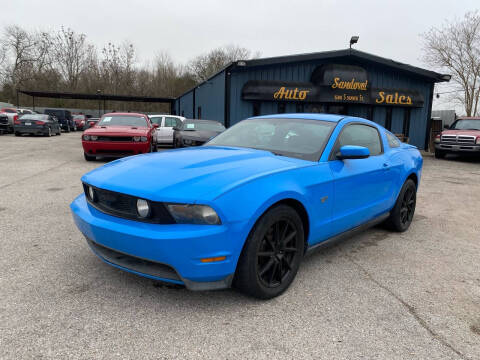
4 0 479 112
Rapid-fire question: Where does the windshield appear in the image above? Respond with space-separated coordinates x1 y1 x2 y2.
450 119 480 130
183 122 225 132
98 115 148 127
207 118 336 161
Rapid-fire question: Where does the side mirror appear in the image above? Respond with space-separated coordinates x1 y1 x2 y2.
89 121 96 127
443 124 450 129
336 145 370 160
153 123 159 128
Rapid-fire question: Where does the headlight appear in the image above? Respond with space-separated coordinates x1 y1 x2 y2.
166 204 221 225
90 135 98 141
434 135 440 143
141 136 147 142
83 135 90 140
476 137 480 145
136 199 150 218
133 136 140 142
87 186 95 201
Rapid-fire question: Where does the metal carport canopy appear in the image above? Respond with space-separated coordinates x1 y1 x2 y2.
18 89 176 114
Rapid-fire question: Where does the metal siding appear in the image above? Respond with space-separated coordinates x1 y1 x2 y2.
391 108 404 134
178 91 194 118
194 71 226 123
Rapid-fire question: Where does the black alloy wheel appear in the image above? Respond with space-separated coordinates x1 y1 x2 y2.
234 205 304 299
257 219 299 288
384 179 416 232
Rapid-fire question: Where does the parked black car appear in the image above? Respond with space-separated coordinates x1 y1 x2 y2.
14 114 62 137
44 109 75 132
173 119 225 148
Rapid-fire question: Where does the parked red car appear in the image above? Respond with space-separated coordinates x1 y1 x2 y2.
73 114 88 130
82 113 158 161
434 117 480 158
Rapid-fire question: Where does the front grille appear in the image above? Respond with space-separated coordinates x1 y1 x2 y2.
0 118 8 125
86 238 181 281
441 135 457 143
457 135 475 144
97 136 133 142
83 184 175 224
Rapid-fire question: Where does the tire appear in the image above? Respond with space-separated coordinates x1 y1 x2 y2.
84 153 95 161
65 125 71 133
234 204 304 299
434 149 446 159
384 179 417 232
14 132 20 137
152 141 157 152
57 128 61 135
45 127 52 137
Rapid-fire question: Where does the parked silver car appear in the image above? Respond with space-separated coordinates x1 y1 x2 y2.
148 115 185 145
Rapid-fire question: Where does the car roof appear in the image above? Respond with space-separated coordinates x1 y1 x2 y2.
184 119 222 124
251 113 346 122
102 112 146 117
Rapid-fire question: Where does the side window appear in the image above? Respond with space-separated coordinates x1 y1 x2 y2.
164 117 177 127
150 117 162 126
336 124 382 156
386 131 401 148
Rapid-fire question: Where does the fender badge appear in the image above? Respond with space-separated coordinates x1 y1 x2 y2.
321 196 328 203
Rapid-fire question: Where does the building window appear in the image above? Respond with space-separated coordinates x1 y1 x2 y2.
197 106 202 119
277 102 286 113
403 108 411 137
385 107 392 131
296 103 304 113
253 102 261 116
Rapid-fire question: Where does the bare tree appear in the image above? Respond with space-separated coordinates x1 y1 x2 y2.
422 11 480 116
100 42 136 94
52 27 93 90
188 44 259 83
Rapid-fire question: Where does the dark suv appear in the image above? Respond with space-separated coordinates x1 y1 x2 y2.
44 109 75 132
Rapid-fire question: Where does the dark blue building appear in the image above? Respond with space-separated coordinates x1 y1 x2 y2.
174 49 450 149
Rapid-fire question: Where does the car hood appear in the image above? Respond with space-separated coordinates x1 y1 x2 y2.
442 129 480 136
84 125 149 136
181 130 222 141
81 146 313 202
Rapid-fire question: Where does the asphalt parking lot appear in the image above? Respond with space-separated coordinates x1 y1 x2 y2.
0 133 479 360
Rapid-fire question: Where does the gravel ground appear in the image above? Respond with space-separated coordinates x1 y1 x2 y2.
0 132 479 360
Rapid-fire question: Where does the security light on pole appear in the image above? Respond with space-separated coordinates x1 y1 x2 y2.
349 36 359 48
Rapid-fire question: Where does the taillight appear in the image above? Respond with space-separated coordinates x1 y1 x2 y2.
13 115 19 124
35 121 45 125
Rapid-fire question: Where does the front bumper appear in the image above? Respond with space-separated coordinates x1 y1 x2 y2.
70 194 240 290
435 143 480 153
82 140 151 157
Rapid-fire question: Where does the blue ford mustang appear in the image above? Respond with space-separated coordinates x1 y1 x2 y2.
71 114 422 299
